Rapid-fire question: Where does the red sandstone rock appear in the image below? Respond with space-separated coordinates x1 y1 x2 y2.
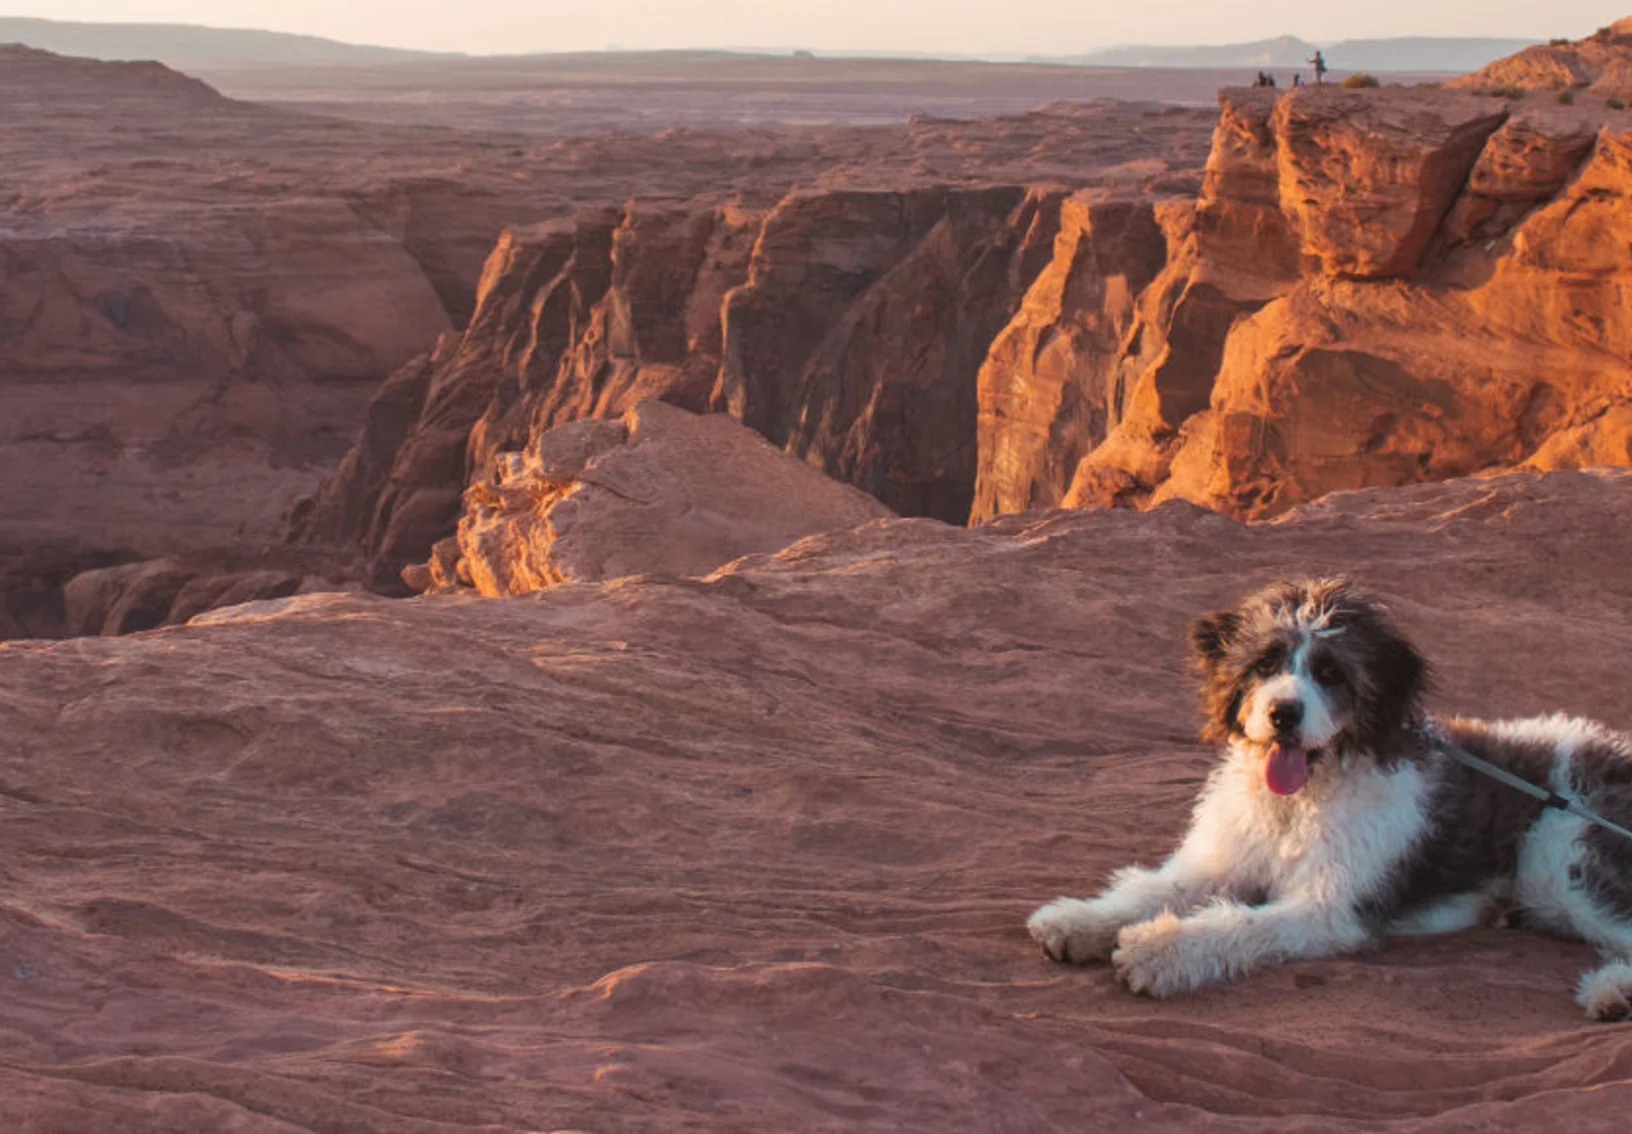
5 470 1632 1128
310 73 1632 553
1441 107 1600 244
1454 18 1632 100
0 49 567 629
298 184 1083 587
404 401 892 595
718 184 1062 520
974 88 1312 521
1269 88 1506 279
0 49 450 584
0 42 222 104
60 553 355 636
11 48 1217 634
972 83 1632 523
969 193 1166 521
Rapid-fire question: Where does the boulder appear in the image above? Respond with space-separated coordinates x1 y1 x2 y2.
1442 107 1600 244
1270 87 1507 279
405 402 893 595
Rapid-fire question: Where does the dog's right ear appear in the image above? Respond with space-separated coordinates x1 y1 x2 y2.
1190 610 1240 670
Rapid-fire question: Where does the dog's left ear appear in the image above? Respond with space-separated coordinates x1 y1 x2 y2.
1190 610 1241 670
1373 630 1430 729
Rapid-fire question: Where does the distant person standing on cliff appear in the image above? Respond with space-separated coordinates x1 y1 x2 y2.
1308 49 1328 85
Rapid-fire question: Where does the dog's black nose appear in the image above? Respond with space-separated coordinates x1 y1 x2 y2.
1269 701 1303 732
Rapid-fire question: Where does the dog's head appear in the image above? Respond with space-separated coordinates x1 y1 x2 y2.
1189 578 1428 795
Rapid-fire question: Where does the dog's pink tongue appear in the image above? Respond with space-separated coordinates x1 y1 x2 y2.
1266 743 1311 796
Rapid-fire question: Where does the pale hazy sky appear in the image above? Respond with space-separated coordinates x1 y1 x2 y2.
2 1 1624 56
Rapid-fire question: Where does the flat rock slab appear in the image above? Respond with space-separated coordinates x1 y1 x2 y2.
2 469 1631 1130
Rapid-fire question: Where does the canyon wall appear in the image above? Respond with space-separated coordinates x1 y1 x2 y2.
292 185 1069 591
973 83 1632 521
310 69 1632 603
0 48 549 634
4 44 1211 633
27 33 1632 627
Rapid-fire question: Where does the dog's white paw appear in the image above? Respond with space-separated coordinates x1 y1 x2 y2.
1579 962 1632 1022
1027 898 1122 965
1112 912 1203 998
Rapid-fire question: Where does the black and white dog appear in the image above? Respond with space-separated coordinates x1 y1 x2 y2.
1028 578 1632 1019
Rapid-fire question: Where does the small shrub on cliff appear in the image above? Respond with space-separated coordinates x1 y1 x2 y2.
1489 85 1527 100
1558 89 1576 105
1341 73 1381 89
1550 37 1572 46
1611 98 1627 110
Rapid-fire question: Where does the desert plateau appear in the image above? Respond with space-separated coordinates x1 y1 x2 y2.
4 9 1632 1131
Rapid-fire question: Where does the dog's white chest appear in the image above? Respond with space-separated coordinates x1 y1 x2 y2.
1197 751 1432 901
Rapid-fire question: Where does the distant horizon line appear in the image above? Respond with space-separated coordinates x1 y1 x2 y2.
0 14 1555 64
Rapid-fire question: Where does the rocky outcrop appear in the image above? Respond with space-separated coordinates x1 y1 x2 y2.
289 202 748 592
1442 107 1600 243
6 469 1632 1129
1453 18 1632 101
0 543 131 641
968 193 1167 520
59 551 355 637
1270 90 1506 278
972 82 1632 521
295 185 1069 590
303 73 1632 558
406 401 892 595
0 51 461 565
971 89 1308 522
15 46 1178 638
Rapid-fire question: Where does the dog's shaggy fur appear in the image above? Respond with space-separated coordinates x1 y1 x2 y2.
1028 578 1632 1019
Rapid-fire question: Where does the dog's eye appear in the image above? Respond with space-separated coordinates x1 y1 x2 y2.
1253 655 1283 677
1312 661 1344 687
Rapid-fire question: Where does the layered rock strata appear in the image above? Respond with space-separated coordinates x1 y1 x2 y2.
294 186 1067 590
307 67 1632 575
2 50 1210 635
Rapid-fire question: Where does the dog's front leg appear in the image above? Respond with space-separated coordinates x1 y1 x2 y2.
1029 860 1221 965
1112 899 1372 997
